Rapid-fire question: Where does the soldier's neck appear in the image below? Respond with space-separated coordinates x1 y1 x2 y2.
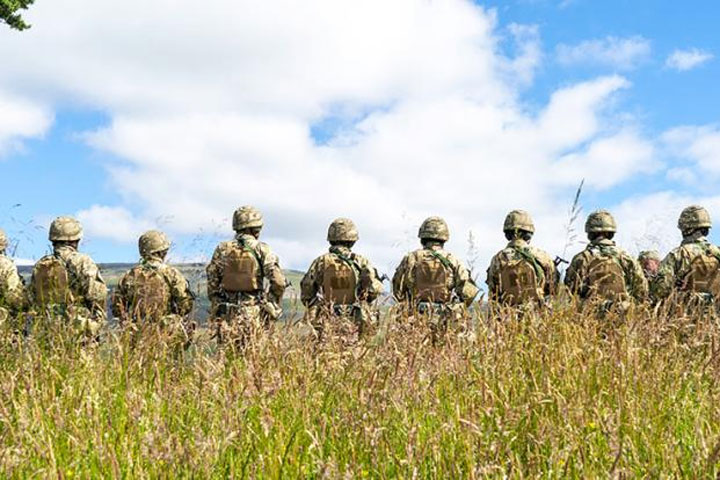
329 245 352 255
682 232 708 245
54 244 77 254
590 238 615 247
423 242 444 250
507 239 529 248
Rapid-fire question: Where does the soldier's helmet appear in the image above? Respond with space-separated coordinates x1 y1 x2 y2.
678 205 712 233
139 230 171 258
638 250 660 262
232 206 264 231
585 210 617 234
503 210 535 234
418 216 450 242
327 218 359 243
0 229 7 251
49 216 83 242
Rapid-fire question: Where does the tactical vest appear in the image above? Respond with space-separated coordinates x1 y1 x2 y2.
585 252 627 300
414 251 451 303
123 266 172 320
682 248 720 297
32 255 73 306
498 249 543 305
322 254 358 305
221 241 262 293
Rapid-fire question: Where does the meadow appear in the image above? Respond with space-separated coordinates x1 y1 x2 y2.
0 300 719 478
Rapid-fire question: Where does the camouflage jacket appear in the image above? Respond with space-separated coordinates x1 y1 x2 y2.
206 233 287 311
0 254 25 313
300 245 384 307
564 238 648 302
112 256 195 320
28 245 108 319
392 244 479 307
651 233 720 300
486 239 558 300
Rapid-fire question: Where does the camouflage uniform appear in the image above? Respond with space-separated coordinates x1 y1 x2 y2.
112 230 194 343
392 217 479 341
301 218 384 341
28 217 108 335
206 206 287 347
652 206 720 307
486 210 558 306
0 229 25 325
638 250 661 283
565 210 648 305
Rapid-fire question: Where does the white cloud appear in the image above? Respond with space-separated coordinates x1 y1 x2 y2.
665 48 713 71
0 91 52 157
76 206 154 244
556 36 651 70
662 126 720 176
0 0 684 273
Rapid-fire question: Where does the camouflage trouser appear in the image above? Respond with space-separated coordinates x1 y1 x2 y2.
123 314 193 350
306 303 377 344
214 303 271 351
414 302 472 345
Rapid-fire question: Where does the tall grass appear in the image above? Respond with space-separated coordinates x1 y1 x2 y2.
0 304 719 478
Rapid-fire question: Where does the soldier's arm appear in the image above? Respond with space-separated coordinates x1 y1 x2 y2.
539 254 559 296
452 257 479 307
391 256 410 302
261 246 287 305
78 256 108 320
0 261 25 313
485 257 500 301
357 256 384 303
626 256 649 302
111 273 128 320
300 258 322 307
650 253 676 300
205 246 225 307
564 254 585 296
168 267 194 316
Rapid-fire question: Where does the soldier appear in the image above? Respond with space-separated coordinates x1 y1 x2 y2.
638 250 661 282
300 218 384 342
486 210 558 307
28 216 108 335
652 206 720 306
392 216 479 342
565 210 647 307
206 206 287 348
112 230 194 342
0 228 25 325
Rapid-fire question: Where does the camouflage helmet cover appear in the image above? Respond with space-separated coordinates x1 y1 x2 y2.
418 216 450 241
0 229 6 251
139 230 171 257
327 218 359 242
585 210 617 233
49 216 83 242
232 205 264 231
677 205 712 232
638 250 661 262
503 210 535 234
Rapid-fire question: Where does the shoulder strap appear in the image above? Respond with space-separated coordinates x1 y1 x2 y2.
511 246 545 282
237 238 265 278
429 250 453 271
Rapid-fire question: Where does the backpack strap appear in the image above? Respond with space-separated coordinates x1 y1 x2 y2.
511 246 546 285
237 238 265 278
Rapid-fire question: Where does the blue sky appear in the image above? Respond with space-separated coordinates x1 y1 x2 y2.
1 0 719 275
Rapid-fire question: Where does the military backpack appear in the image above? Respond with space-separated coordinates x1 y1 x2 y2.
221 241 262 293
681 247 720 297
414 250 452 303
585 251 627 300
322 253 359 305
123 266 172 320
32 255 73 306
498 249 543 305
